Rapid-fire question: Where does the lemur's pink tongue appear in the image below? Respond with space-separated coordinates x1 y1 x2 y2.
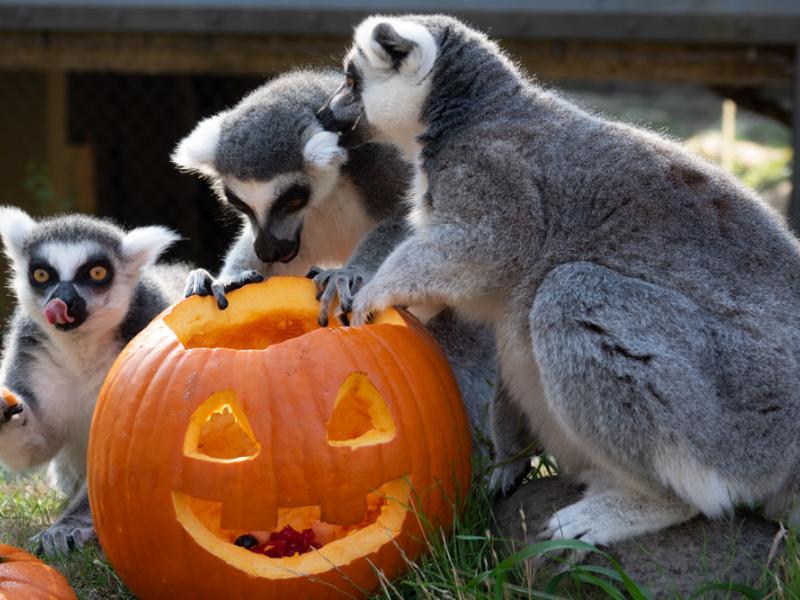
43 299 74 325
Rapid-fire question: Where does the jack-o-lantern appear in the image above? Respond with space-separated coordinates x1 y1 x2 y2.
0 543 77 600
88 277 472 599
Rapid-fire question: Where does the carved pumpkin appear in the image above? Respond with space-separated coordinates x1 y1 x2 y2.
88 276 472 599
0 544 76 600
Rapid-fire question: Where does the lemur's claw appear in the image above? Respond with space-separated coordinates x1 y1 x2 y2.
488 458 530 498
33 519 96 556
308 267 366 326
184 269 263 310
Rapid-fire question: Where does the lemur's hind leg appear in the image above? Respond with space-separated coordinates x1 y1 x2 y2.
489 379 539 496
528 261 736 545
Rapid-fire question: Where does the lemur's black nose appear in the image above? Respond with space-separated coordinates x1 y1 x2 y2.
318 106 347 133
48 283 88 330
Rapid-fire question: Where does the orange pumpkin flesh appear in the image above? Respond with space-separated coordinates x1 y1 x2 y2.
88 276 472 599
0 544 77 600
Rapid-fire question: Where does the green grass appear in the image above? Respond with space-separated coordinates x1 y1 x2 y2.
2 463 798 599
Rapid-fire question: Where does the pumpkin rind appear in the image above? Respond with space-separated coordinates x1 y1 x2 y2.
88 276 472 599
0 544 77 600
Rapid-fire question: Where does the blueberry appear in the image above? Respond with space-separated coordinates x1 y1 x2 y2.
234 534 258 550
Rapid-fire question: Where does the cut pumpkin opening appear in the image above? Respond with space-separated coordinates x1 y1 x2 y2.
185 391 260 462
163 276 406 350
327 373 396 448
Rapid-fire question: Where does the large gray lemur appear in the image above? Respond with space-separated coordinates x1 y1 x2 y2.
0 208 188 554
172 69 535 471
320 14 800 547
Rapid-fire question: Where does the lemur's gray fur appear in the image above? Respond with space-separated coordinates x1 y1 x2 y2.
321 14 800 546
172 69 534 460
0 207 187 554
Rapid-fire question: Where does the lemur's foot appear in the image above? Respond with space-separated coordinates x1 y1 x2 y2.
33 516 96 555
537 486 697 550
184 268 263 310
0 388 24 423
307 266 366 326
489 456 531 498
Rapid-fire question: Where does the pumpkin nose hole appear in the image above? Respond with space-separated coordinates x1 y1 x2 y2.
327 373 396 449
185 391 260 462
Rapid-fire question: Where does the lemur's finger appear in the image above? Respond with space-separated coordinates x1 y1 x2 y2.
350 273 365 294
314 274 333 300
334 275 352 311
224 270 264 294
187 269 214 298
306 266 323 280
210 281 229 311
318 281 339 328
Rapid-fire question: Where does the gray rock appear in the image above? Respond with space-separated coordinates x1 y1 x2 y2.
493 475 783 598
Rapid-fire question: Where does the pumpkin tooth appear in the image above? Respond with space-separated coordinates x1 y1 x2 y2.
320 493 367 526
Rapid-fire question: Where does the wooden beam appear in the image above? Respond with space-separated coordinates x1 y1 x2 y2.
0 31 794 86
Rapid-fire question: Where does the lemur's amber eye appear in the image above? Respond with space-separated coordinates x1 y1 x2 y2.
286 197 305 210
346 75 355 88
89 265 109 282
32 269 50 284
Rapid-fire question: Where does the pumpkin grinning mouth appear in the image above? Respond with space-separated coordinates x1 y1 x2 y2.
172 477 411 579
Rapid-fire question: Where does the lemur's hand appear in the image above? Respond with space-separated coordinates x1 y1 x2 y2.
1 388 24 424
348 280 391 327
184 268 264 310
307 266 366 327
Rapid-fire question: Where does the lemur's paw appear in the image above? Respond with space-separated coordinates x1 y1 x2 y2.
0 388 24 423
349 282 388 327
537 489 695 550
307 266 365 326
185 269 263 310
33 519 96 555
489 456 531 498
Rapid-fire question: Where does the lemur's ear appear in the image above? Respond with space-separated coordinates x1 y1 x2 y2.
0 206 35 264
122 226 180 273
303 130 347 170
171 113 224 177
372 22 416 66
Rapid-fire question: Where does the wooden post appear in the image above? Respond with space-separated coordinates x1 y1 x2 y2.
46 70 68 212
791 45 800 232
720 99 736 173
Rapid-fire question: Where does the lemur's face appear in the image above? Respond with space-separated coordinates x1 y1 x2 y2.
0 207 178 337
23 242 116 331
321 17 437 153
173 99 347 266
220 173 316 264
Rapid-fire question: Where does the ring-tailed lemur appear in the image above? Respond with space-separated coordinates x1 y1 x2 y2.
0 207 188 554
320 14 800 546
172 69 535 468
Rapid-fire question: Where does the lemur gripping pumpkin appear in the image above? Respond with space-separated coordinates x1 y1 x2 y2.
88 276 471 599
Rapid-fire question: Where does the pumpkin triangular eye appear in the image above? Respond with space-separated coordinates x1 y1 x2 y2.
185 391 260 461
327 373 396 449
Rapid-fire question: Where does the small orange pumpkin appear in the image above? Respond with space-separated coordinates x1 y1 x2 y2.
0 544 77 600
88 276 472 599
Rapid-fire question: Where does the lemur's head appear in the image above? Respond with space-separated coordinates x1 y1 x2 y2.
0 207 178 336
172 70 349 265
319 15 441 154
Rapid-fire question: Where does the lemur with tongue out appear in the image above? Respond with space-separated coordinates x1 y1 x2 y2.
0 207 188 554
